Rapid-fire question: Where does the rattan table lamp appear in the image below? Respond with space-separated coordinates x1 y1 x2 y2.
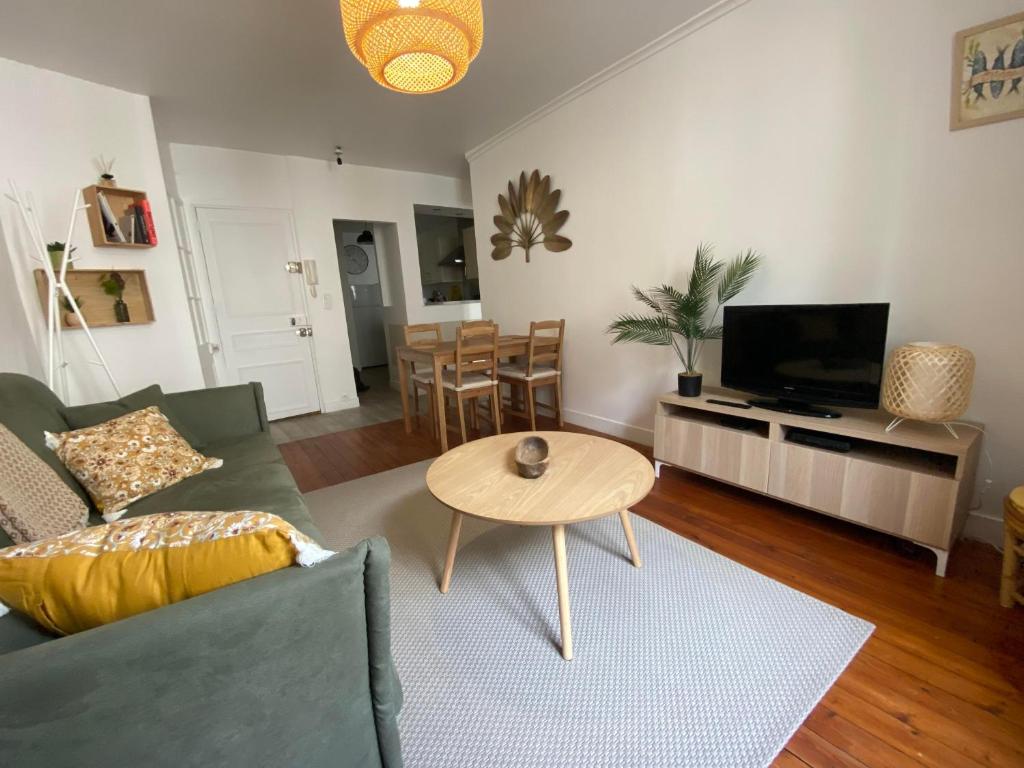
882 342 975 437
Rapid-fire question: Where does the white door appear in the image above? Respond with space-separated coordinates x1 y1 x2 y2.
196 207 320 420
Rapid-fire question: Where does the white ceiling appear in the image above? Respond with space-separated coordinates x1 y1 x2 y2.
0 0 719 177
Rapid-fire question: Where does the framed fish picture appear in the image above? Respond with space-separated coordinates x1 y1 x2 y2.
950 11 1024 130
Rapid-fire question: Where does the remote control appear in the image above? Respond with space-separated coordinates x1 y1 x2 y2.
706 398 752 409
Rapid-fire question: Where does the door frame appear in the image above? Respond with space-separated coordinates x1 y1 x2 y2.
191 203 325 416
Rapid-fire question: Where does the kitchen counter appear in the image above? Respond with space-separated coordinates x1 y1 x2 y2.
423 299 481 306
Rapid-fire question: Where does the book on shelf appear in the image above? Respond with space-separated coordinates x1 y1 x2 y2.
95 190 126 243
132 205 150 244
136 198 157 245
118 213 137 244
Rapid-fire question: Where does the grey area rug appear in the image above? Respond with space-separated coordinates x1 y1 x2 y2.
305 460 873 768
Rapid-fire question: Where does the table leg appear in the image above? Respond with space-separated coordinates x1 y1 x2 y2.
552 524 573 660
397 350 411 434
619 510 642 568
440 511 463 593
433 354 448 452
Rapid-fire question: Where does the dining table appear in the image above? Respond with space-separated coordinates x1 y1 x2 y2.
396 334 554 451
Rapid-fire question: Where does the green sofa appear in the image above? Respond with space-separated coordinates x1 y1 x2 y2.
0 373 403 767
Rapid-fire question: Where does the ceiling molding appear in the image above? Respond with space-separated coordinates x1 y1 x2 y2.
464 0 752 164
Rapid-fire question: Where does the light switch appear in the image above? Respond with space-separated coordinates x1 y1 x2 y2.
323 292 333 310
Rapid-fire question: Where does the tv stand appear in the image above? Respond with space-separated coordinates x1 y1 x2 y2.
747 397 841 419
653 386 982 576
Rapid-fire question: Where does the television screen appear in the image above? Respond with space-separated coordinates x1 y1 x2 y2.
721 303 890 409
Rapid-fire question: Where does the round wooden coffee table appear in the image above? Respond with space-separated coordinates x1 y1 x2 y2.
426 431 655 660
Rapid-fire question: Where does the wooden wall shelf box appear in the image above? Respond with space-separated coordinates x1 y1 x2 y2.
654 387 981 576
82 185 155 248
33 268 155 329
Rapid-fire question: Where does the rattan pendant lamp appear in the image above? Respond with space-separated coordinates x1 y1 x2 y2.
339 0 484 94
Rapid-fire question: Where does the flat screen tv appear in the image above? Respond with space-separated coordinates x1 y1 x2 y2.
721 303 890 418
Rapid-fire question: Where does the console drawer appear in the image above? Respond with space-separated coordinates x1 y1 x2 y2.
655 412 769 492
768 441 845 516
767 440 958 548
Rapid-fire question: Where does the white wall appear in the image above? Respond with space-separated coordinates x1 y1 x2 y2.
169 144 476 411
468 0 1024 541
0 229 42 379
0 58 204 403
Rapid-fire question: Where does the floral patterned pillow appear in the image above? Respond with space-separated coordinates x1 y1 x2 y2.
45 406 222 522
0 510 335 634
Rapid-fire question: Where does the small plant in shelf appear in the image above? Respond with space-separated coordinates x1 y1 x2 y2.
100 271 130 323
60 294 84 327
606 243 762 397
45 242 75 273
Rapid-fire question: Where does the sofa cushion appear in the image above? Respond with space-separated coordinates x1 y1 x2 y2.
62 384 206 448
124 432 322 542
0 609 49 653
0 431 318 654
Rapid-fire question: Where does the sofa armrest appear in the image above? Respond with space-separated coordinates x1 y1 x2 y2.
0 537 403 768
165 382 270 446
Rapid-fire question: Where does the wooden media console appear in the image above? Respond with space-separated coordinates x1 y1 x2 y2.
654 387 982 576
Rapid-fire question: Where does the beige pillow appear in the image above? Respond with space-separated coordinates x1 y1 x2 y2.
0 424 89 544
45 406 222 523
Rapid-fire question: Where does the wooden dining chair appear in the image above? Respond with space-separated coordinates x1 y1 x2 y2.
499 319 565 430
441 323 502 444
458 319 498 429
402 322 443 437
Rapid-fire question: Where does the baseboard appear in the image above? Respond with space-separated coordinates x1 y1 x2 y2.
322 395 359 413
564 408 653 447
962 511 1003 549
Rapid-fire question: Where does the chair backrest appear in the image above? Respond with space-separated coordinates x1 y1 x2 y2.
455 323 499 387
403 323 442 347
526 319 565 377
460 319 494 330
403 323 442 374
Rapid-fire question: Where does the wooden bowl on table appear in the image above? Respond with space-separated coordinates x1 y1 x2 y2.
514 436 549 479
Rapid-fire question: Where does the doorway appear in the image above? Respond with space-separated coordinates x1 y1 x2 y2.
248 218 404 443
334 220 390 371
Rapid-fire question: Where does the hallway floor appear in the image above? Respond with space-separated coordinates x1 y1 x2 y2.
269 365 405 444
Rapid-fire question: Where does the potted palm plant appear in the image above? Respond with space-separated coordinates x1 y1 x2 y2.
607 243 761 397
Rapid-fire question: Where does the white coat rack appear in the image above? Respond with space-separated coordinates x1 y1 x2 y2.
5 180 121 401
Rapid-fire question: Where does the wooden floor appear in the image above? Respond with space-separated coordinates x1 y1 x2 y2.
278 415 1024 768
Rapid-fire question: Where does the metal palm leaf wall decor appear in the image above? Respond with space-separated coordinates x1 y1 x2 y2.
491 170 571 262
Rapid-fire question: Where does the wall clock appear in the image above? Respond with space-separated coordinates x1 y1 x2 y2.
344 244 370 275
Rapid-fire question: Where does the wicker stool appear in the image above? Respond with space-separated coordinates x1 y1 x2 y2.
1000 487 1024 608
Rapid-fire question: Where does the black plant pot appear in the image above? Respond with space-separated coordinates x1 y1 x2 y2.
677 372 702 397
113 299 130 324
